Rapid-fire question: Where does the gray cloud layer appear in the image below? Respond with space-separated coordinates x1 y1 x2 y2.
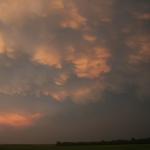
0 0 150 144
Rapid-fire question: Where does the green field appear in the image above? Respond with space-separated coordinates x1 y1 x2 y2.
0 144 150 150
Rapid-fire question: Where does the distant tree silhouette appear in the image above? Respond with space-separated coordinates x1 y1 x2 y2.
56 137 150 146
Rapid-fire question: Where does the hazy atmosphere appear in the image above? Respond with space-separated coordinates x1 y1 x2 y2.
0 0 150 144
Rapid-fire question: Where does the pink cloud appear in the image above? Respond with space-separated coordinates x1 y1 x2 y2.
0 113 43 128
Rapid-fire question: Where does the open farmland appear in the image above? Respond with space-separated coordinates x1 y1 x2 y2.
0 144 150 150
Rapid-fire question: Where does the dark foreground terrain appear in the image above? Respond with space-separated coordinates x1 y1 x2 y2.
0 144 150 150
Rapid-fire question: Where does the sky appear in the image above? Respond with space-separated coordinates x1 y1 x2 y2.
0 0 150 144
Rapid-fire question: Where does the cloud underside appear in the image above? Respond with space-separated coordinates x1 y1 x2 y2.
0 0 113 104
0 113 42 127
0 0 149 106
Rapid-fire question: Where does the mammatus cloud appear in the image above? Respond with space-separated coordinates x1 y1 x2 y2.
42 81 105 103
0 0 149 143
82 34 97 42
126 34 150 98
133 12 150 21
0 35 15 58
0 0 149 104
0 0 149 103
0 113 43 128
67 47 111 79
32 46 62 69
128 35 150 64
60 2 87 30
0 35 5 54
0 0 86 30
54 72 69 86
31 45 111 102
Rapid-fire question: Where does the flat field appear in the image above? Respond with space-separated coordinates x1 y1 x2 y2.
0 144 150 150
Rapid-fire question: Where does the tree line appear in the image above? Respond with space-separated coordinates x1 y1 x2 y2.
56 137 150 146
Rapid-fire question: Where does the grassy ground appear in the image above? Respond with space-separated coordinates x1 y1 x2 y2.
0 144 150 150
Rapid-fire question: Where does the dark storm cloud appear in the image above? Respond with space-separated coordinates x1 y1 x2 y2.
0 0 112 103
105 0 150 99
0 0 150 144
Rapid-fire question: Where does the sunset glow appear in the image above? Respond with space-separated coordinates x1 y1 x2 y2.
0 0 149 144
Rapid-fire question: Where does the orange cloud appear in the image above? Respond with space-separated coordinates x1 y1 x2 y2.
0 0 63 25
129 48 150 64
43 90 68 102
67 47 111 79
128 36 150 64
0 0 51 24
60 2 86 29
32 46 62 69
134 12 150 21
71 87 93 103
83 34 97 42
0 113 42 128
0 0 86 30
50 0 64 10
70 82 106 103
42 80 105 103
0 35 14 58
54 73 69 86
50 91 68 101
0 0 113 104
0 35 6 54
